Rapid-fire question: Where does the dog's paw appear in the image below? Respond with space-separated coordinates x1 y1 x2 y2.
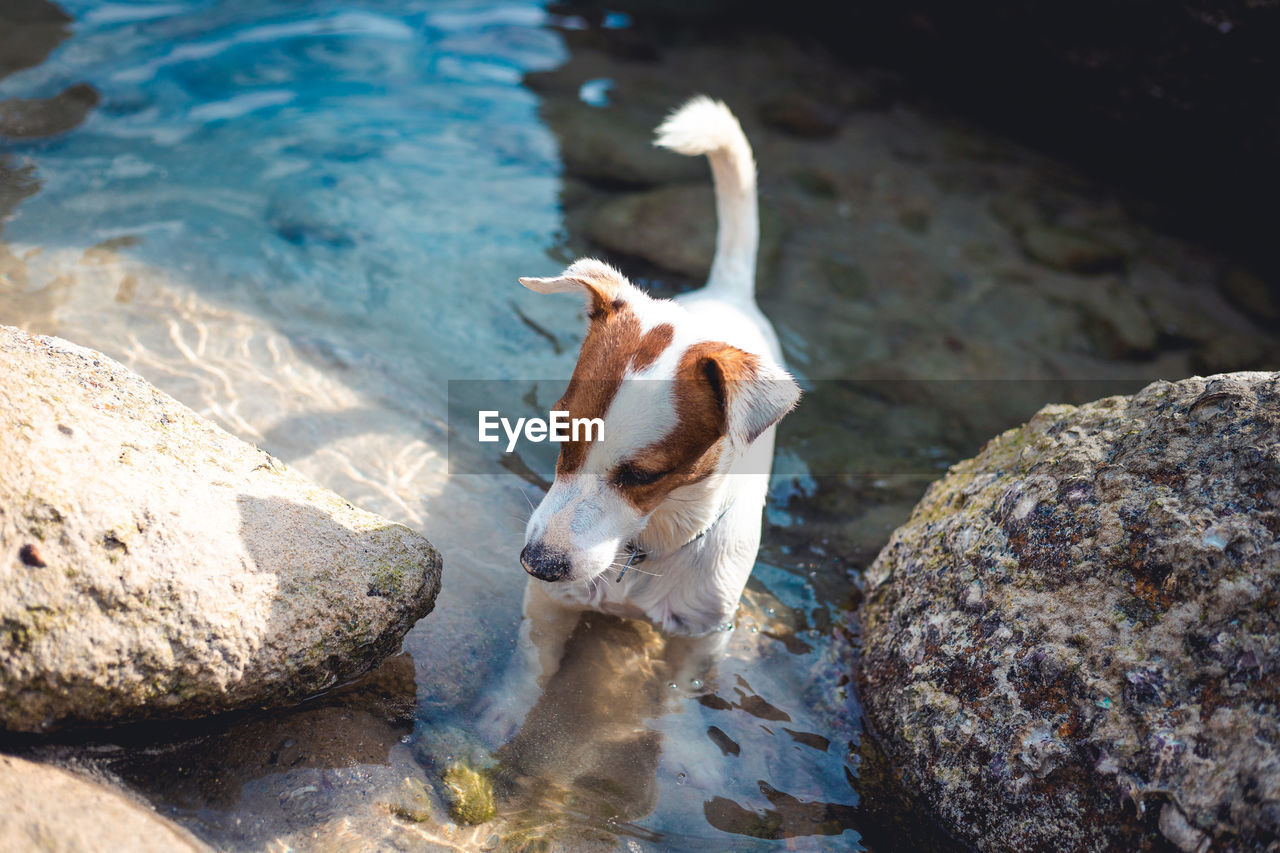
472 681 538 748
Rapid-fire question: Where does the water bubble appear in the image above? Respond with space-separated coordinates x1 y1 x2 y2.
667 682 679 690
749 625 759 633
765 607 776 617
690 678 703 689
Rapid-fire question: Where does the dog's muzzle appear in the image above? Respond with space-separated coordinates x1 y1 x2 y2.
520 541 572 582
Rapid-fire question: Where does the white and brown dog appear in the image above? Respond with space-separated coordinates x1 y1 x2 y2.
481 97 799 741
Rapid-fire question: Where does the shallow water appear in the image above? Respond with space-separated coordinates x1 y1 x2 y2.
1 1 1273 851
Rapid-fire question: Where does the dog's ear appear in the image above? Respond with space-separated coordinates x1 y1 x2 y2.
684 343 801 448
519 258 636 318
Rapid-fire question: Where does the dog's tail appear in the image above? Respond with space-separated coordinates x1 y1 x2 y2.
654 96 758 301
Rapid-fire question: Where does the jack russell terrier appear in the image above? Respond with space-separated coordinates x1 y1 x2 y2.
480 96 800 742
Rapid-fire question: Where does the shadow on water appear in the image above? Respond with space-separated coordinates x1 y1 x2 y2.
494 615 667 841
482 610 961 850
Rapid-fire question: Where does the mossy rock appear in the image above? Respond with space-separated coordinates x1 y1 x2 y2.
442 761 497 825
857 372 1280 853
0 326 443 732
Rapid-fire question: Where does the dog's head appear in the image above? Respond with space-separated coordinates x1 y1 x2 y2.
516 259 799 584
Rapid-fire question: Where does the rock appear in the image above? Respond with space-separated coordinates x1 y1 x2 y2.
585 184 715 277
0 0 71 83
542 99 705 187
1043 278 1158 359
788 167 839 199
896 206 932 235
857 372 1280 853
0 326 442 732
1219 267 1278 325
1194 332 1274 376
441 760 496 824
584 183 784 280
0 161 40 234
1017 223 1127 275
757 92 842 138
387 776 434 823
0 83 99 138
0 754 213 852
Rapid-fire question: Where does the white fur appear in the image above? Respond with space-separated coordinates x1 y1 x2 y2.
479 97 797 744
655 96 759 299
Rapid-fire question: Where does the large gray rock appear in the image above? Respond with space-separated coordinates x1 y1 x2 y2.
0 754 213 853
0 326 442 732
857 372 1280 853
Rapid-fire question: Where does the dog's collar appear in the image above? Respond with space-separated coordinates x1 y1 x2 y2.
617 499 737 583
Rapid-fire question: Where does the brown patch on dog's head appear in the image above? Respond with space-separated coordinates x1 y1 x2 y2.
522 258 676 476
554 315 675 475
520 257 800 516
609 342 800 514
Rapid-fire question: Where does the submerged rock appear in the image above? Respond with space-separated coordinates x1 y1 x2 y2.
542 99 704 187
0 82 99 139
584 183 784 280
442 760 496 825
584 184 717 277
1219 267 1278 326
1017 223 1127 275
857 372 1280 853
0 326 442 732
757 91 843 138
0 0 72 83
0 754 213 852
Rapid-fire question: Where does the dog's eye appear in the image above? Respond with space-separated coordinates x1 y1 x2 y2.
613 464 666 488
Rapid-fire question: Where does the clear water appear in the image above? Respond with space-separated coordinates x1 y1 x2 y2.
1 2 874 850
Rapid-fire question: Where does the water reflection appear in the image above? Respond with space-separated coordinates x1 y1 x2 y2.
476 596 863 849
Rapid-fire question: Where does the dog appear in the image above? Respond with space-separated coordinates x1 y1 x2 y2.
480 96 800 744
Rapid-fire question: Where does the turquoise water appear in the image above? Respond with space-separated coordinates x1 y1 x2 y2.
2 0 568 371
1 2 873 850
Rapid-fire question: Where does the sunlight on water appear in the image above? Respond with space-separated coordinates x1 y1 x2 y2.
0 1 864 849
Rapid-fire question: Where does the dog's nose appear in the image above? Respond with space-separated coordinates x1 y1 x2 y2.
520 541 572 582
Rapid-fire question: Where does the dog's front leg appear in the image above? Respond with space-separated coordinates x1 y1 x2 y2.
662 628 732 697
475 581 580 747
